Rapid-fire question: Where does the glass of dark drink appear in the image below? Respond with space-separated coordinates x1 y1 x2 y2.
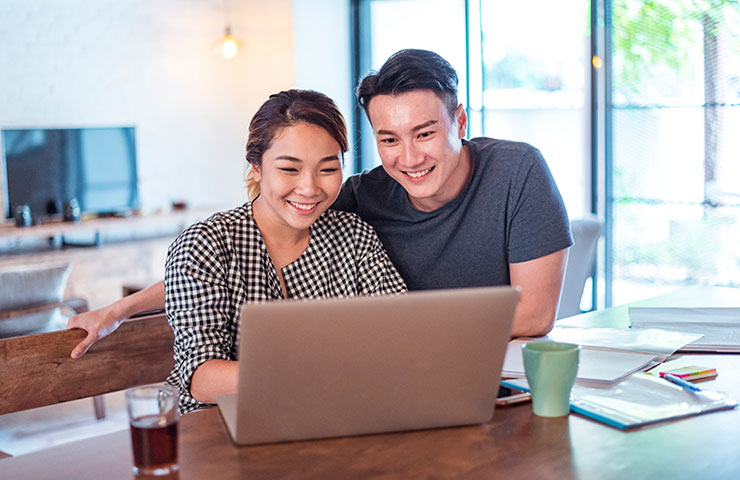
125 383 180 476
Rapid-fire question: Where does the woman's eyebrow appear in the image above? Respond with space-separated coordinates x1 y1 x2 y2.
274 155 340 162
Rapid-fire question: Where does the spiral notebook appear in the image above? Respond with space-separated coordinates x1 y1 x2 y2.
502 373 737 429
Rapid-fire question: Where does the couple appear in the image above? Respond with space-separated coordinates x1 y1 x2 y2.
68 49 572 413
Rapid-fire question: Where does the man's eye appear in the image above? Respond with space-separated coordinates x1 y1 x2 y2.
418 131 433 138
379 138 397 145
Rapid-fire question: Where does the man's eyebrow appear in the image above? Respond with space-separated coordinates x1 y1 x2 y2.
376 120 438 136
412 120 438 132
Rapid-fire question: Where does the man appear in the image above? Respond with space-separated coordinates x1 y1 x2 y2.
334 49 571 337
68 49 571 358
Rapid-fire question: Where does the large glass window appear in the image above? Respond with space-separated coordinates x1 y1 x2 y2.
480 0 591 218
609 0 740 304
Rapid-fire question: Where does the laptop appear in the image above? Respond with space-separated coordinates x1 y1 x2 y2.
216 286 519 445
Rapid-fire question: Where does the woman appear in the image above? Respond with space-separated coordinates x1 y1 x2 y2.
70 90 406 413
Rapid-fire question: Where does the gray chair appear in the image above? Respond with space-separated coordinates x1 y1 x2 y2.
557 217 602 319
0 262 78 337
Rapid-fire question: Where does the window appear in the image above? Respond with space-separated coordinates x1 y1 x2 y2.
479 0 590 219
608 0 740 304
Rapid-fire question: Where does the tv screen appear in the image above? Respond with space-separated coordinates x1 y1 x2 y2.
2 126 139 220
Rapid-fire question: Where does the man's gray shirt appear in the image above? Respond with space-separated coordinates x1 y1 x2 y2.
332 137 573 291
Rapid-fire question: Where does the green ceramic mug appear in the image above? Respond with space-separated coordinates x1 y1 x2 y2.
522 341 580 417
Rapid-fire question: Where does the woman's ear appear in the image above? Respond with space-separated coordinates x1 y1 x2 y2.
251 165 262 182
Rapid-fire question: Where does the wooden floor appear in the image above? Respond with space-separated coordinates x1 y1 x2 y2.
0 390 128 457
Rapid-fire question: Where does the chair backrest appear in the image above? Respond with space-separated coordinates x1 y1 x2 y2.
0 313 174 415
558 217 602 319
0 262 72 338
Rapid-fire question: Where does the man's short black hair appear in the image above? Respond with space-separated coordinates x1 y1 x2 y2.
356 49 459 119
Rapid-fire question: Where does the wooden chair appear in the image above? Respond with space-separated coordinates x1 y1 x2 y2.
0 312 174 458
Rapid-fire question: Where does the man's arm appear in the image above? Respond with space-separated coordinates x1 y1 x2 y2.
67 281 166 358
509 248 569 337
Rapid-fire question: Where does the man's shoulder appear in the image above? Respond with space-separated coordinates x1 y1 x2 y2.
345 165 393 188
468 136 542 159
334 166 397 214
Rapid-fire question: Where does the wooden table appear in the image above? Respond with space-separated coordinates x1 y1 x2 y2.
3 286 740 479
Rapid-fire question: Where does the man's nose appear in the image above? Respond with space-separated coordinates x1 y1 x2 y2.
400 142 424 168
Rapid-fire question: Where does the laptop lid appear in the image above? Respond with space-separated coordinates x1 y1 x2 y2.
217 286 519 445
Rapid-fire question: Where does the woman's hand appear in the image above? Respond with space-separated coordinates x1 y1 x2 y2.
66 281 166 359
67 305 125 358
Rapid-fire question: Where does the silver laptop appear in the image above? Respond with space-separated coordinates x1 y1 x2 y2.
216 286 519 445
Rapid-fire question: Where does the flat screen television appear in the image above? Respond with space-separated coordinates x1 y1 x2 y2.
1 126 139 221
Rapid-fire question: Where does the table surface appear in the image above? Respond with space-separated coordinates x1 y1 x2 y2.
3 285 740 479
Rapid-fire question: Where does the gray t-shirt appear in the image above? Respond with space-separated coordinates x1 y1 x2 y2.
332 137 572 291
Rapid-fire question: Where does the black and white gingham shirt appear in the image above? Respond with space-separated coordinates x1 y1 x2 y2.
164 201 407 413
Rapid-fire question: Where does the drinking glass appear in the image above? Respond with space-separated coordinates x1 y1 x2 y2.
125 383 179 476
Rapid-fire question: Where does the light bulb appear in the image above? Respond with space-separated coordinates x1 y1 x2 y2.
221 34 238 59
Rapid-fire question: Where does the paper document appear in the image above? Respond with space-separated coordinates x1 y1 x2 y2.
502 340 660 385
629 307 740 353
545 326 702 357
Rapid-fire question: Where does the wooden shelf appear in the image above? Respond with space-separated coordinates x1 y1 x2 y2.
0 207 218 241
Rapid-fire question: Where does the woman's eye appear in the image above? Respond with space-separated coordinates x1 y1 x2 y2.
321 168 340 174
278 168 298 173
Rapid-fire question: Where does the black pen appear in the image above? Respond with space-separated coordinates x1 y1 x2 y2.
663 373 701 392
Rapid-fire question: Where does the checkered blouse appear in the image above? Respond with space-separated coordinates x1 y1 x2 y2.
164 201 407 413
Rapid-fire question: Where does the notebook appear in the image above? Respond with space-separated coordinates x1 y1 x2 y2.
502 374 737 429
216 286 519 445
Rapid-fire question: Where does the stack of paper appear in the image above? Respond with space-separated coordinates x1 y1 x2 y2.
629 307 740 353
546 326 703 357
502 326 703 386
502 340 661 386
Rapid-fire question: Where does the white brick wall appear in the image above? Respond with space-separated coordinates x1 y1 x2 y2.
0 0 295 214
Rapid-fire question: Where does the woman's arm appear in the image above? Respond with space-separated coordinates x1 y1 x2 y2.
166 220 240 413
67 281 165 358
190 359 239 403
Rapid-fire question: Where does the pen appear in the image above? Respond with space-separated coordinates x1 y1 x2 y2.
663 373 701 392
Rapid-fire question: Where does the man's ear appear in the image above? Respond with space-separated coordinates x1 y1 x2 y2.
456 104 467 139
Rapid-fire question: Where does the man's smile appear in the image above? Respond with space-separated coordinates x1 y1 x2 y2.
403 166 435 179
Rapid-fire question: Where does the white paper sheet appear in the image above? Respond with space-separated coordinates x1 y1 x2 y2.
502 340 660 385
545 325 703 357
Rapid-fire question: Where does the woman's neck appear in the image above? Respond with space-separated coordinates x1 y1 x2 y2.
252 198 311 295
